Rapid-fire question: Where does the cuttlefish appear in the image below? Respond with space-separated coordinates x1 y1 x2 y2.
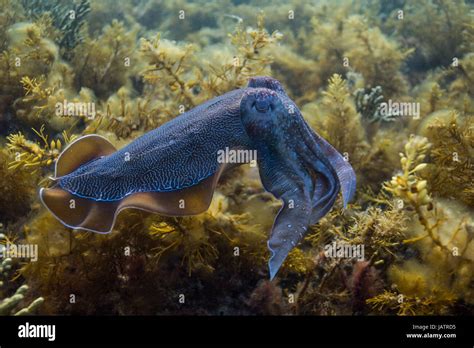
40 76 356 279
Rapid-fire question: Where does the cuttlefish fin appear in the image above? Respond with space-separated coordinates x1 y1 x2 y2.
54 134 117 178
40 164 228 233
39 187 119 233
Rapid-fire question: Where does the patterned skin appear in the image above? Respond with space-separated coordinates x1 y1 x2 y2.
45 76 356 280
58 88 251 200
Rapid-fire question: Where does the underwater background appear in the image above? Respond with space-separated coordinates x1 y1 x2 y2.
0 0 473 315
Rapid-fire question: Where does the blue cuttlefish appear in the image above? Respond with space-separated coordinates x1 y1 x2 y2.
40 76 356 279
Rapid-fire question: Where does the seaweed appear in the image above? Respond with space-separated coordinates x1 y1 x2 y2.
355 86 395 124
136 0 222 41
83 86 161 139
0 21 58 101
0 231 44 315
150 218 219 276
379 135 474 312
137 13 280 123
347 204 407 264
0 0 25 51
149 191 269 276
72 19 138 99
367 289 455 316
311 74 368 172
0 150 37 224
419 111 474 206
344 17 413 98
245 280 288 315
383 0 473 74
197 13 282 98
139 33 198 109
222 13 281 88
384 135 432 213
6 124 76 175
20 0 91 55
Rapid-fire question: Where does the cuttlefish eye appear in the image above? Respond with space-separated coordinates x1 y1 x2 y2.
253 90 278 113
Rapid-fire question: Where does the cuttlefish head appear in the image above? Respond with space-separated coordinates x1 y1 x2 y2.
238 76 357 280
239 79 293 140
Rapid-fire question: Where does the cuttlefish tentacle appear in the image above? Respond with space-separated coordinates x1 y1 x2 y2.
40 76 356 280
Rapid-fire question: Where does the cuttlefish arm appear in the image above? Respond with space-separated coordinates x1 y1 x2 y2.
255 145 314 280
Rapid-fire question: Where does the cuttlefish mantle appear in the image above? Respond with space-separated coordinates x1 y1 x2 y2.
40 76 356 280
